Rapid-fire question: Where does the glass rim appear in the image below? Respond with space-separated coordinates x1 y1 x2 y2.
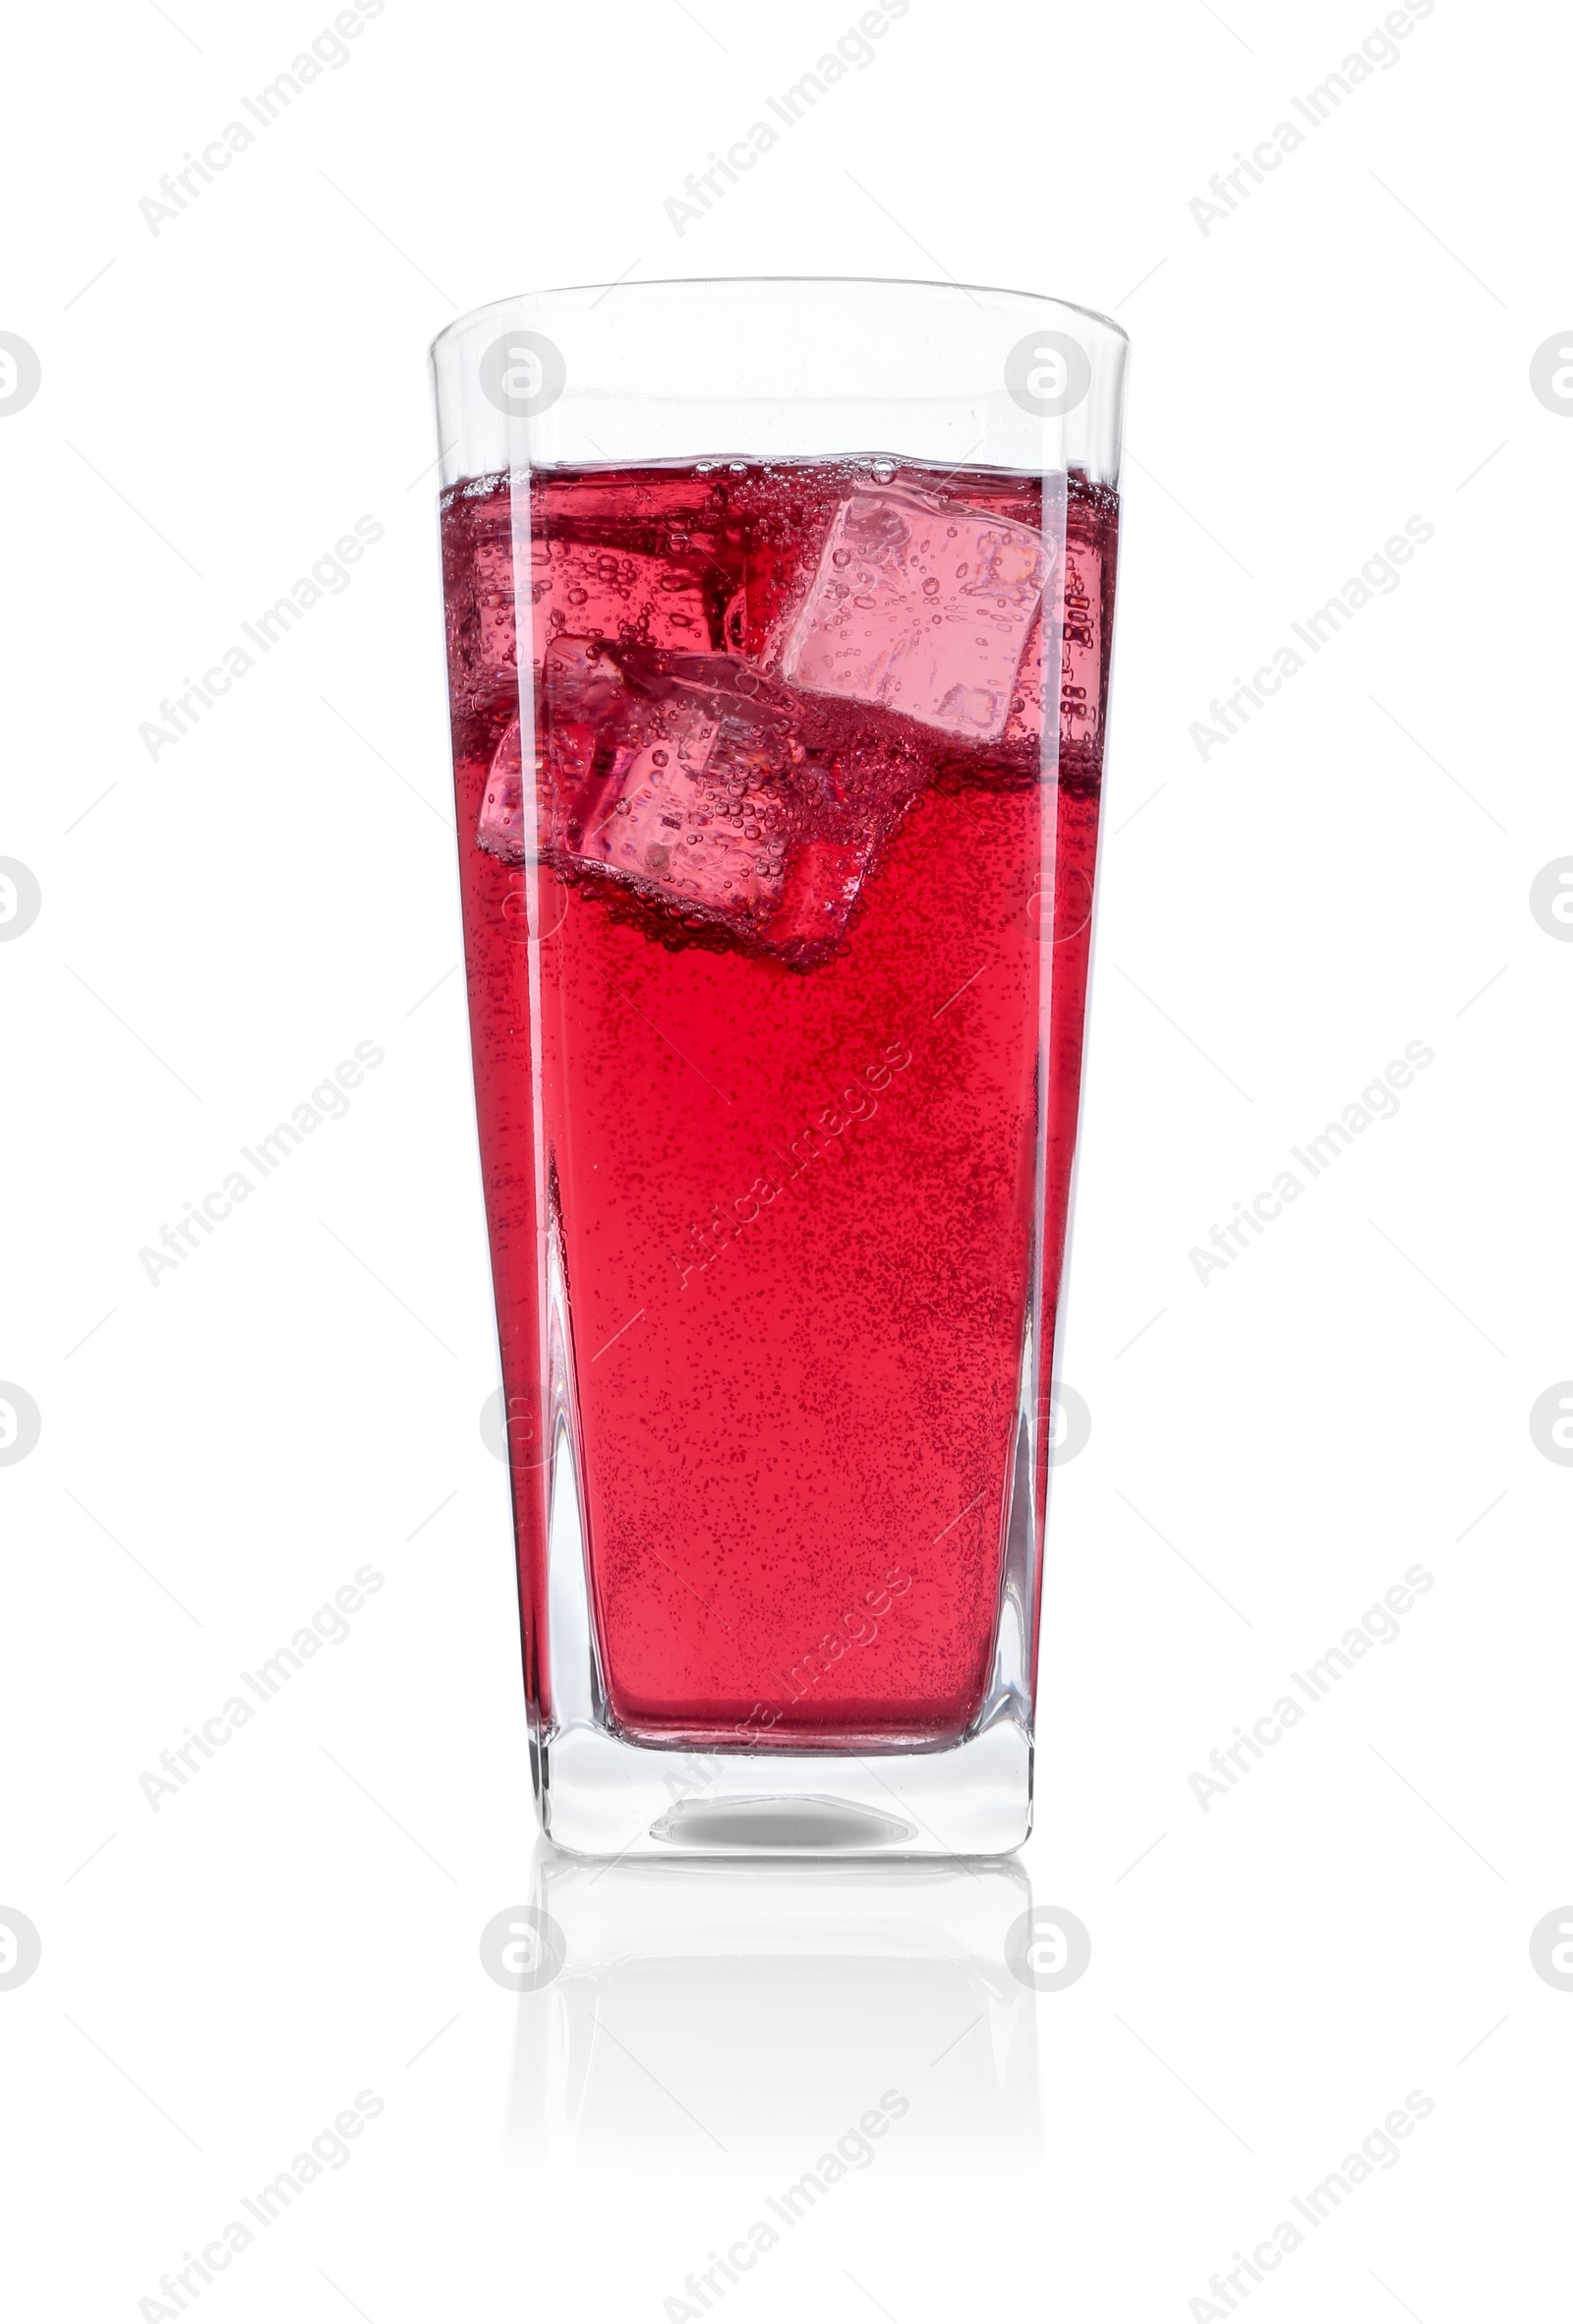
430 274 1129 367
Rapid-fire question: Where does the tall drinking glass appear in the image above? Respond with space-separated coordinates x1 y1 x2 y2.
431 279 1126 1854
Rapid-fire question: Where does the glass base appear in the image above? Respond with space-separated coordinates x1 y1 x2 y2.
538 1718 1032 1858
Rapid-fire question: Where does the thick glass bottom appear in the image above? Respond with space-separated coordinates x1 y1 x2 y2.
539 1718 1032 1858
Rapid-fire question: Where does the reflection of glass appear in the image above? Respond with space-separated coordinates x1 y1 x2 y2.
432 281 1127 1855
505 1844 1040 2304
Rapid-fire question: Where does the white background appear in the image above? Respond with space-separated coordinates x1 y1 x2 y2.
3 1 1569 2318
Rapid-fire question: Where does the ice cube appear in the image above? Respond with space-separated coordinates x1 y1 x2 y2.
442 502 521 717
474 532 520 689
566 654 895 963
998 510 1108 760
765 834 873 956
476 714 527 860
573 667 793 923
452 515 721 725
477 637 634 864
779 489 1048 743
543 635 629 797
535 536 718 660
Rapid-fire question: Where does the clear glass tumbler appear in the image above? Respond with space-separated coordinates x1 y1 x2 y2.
431 278 1126 1855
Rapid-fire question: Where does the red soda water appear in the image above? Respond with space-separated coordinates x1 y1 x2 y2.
440 457 1117 1749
